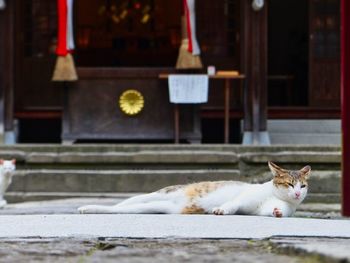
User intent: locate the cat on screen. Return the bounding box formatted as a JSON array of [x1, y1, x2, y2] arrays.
[[0, 159, 16, 208], [78, 161, 311, 217]]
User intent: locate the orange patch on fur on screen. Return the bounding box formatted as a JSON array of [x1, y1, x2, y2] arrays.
[[181, 204, 205, 214], [181, 182, 227, 214], [184, 182, 224, 199], [273, 175, 291, 188]]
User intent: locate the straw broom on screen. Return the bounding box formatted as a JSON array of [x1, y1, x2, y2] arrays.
[[176, 0, 203, 70], [52, 0, 78, 81], [52, 53, 77, 81]]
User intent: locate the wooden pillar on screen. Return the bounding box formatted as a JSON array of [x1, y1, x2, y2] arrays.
[[341, 0, 350, 216], [0, 5, 6, 142], [0, 0, 15, 144], [241, 0, 270, 145]]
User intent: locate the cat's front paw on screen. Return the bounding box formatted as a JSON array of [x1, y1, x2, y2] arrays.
[[78, 205, 96, 214], [273, 207, 283, 218], [212, 207, 227, 215], [0, 199, 7, 208]]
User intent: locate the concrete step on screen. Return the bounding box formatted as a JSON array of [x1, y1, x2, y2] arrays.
[[4, 192, 136, 204], [0, 145, 342, 204], [0, 144, 341, 153], [267, 120, 341, 145], [25, 150, 239, 163], [2, 147, 341, 172], [6, 169, 340, 203], [9, 169, 241, 193], [268, 120, 340, 133]]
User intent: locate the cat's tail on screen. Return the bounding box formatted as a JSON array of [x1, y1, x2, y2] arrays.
[[78, 205, 117, 214], [0, 199, 7, 208], [115, 192, 167, 207]]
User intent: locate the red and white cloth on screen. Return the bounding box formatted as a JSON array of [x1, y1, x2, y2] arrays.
[[184, 0, 200, 55], [56, 0, 75, 56]]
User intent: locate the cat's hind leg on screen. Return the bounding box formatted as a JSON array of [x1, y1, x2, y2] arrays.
[[77, 192, 169, 213], [115, 192, 167, 207], [78, 205, 118, 214], [0, 199, 7, 208], [78, 201, 181, 214]]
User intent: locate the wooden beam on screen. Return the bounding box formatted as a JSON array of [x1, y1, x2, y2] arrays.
[[0, 0, 14, 134], [0, 6, 5, 139], [341, 0, 350, 216], [241, 0, 268, 144]]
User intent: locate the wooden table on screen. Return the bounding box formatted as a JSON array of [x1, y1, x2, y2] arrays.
[[159, 73, 246, 143]]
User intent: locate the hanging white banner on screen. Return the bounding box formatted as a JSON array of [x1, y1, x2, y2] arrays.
[[185, 0, 200, 55], [66, 0, 75, 50]]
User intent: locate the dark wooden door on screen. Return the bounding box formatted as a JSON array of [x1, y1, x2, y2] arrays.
[[309, 0, 340, 107], [15, 0, 62, 112]]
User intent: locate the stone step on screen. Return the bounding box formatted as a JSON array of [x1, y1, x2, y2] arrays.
[[0, 145, 340, 168], [268, 120, 341, 133], [7, 169, 340, 198], [4, 192, 137, 204], [0, 145, 341, 204], [9, 169, 241, 193], [267, 120, 341, 145], [0, 144, 341, 153], [1, 148, 341, 174], [0, 145, 341, 167]]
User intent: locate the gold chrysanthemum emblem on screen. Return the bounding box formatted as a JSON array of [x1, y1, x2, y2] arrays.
[[119, 89, 144, 116]]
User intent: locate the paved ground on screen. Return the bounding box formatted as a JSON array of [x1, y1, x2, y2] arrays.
[[0, 198, 348, 262], [0, 238, 312, 263], [0, 213, 350, 239], [0, 197, 343, 218]]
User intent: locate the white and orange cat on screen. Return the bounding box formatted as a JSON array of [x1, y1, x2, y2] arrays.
[[78, 162, 310, 217], [0, 159, 16, 208]]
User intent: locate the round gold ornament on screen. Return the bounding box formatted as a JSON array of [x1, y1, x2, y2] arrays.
[[119, 89, 144, 116]]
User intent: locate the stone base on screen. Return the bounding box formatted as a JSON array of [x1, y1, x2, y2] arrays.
[[242, 131, 271, 145]]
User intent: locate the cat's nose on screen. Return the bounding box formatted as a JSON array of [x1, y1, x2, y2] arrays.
[[295, 191, 301, 198]]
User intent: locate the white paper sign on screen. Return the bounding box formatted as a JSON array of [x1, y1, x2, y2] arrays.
[[168, 75, 209, 104]]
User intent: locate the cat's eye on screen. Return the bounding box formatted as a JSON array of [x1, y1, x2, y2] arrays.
[[288, 183, 294, 188], [301, 184, 307, 188]]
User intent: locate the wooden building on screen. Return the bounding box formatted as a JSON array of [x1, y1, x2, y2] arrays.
[[0, 0, 341, 144]]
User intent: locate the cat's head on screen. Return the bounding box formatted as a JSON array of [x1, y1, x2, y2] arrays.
[[268, 161, 311, 204], [0, 159, 16, 175]]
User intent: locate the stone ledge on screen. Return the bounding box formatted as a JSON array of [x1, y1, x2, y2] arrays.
[[0, 151, 26, 161], [9, 169, 241, 193], [240, 151, 341, 163], [26, 151, 239, 164], [0, 144, 342, 153], [305, 193, 340, 204]]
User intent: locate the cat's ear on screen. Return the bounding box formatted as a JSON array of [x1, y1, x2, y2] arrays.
[[268, 161, 286, 177], [0, 159, 3, 165], [11, 159, 16, 165], [300, 165, 311, 179]]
